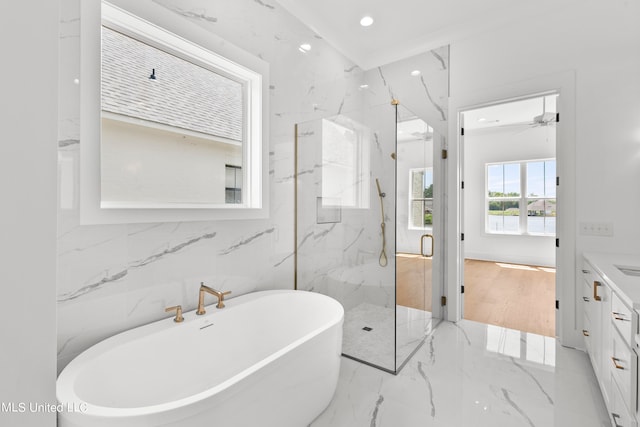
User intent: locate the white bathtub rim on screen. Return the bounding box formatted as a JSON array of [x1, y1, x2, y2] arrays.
[[57, 290, 344, 419]]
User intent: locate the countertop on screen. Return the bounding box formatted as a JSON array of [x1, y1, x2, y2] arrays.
[[584, 252, 640, 309]]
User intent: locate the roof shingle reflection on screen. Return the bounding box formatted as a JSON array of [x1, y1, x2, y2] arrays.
[[101, 27, 243, 142]]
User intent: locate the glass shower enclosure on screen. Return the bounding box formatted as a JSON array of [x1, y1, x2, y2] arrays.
[[295, 99, 443, 373]]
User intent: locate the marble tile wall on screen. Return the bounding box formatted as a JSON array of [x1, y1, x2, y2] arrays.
[[56, 0, 364, 371]]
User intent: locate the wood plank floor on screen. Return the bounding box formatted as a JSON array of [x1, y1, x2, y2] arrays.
[[463, 259, 556, 337], [395, 256, 555, 337], [396, 253, 432, 311]]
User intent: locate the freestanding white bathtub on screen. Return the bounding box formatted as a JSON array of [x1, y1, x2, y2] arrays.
[[57, 290, 344, 427]]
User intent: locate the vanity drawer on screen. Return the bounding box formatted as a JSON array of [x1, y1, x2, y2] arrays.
[[583, 279, 593, 322], [612, 292, 636, 347], [583, 311, 592, 353], [610, 327, 637, 414], [610, 376, 637, 427], [581, 262, 595, 287]]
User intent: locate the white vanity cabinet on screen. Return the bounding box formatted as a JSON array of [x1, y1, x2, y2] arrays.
[[582, 259, 613, 406], [583, 254, 640, 427]]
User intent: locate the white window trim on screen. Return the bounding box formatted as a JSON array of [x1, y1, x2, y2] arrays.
[[485, 158, 556, 236], [80, 1, 269, 223]]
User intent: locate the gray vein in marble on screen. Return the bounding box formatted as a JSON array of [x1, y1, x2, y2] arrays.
[[314, 224, 337, 239], [344, 65, 358, 73], [501, 388, 535, 427], [377, 67, 388, 87], [133, 232, 217, 267], [155, 3, 218, 23], [254, 0, 276, 10], [427, 334, 435, 365], [279, 163, 321, 183], [417, 361, 436, 417], [453, 322, 471, 346], [337, 98, 345, 115], [370, 395, 384, 427], [509, 356, 553, 405], [377, 67, 395, 99], [57, 336, 75, 357], [127, 296, 146, 317], [58, 234, 123, 257], [58, 139, 79, 148], [127, 223, 164, 237], [58, 269, 128, 302], [373, 132, 382, 155], [431, 50, 447, 70], [307, 86, 315, 95], [273, 252, 293, 268], [297, 231, 314, 250], [343, 228, 365, 252], [220, 228, 275, 255], [419, 76, 446, 121]]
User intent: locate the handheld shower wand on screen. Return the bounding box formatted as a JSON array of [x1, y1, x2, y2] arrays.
[[375, 178, 388, 267]]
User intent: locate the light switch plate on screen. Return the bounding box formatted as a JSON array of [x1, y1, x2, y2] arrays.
[[579, 222, 614, 236]]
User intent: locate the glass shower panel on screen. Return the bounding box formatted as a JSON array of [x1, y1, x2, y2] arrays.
[[296, 103, 397, 372], [395, 104, 440, 368]]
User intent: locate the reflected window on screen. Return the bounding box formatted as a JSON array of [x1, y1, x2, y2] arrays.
[[409, 168, 433, 229], [225, 165, 242, 204], [321, 118, 370, 208]]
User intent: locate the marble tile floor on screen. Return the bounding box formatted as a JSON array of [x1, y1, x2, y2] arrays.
[[312, 319, 611, 427], [342, 303, 434, 371]]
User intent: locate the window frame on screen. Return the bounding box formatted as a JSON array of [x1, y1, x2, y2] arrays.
[[485, 158, 556, 236], [80, 1, 269, 224], [408, 167, 434, 231]]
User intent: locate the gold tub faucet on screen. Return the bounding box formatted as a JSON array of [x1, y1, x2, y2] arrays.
[[165, 305, 184, 323], [196, 283, 232, 315]]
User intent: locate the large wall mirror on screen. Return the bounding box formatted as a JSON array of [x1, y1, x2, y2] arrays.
[[80, 1, 269, 223]]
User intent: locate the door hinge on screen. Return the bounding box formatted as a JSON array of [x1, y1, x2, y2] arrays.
[[461, 181, 465, 189], [441, 296, 447, 306], [555, 238, 559, 248], [461, 233, 465, 241], [461, 285, 465, 294], [461, 127, 465, 136], [442, 149, 448, 159], [556, 112, 560, 123], [556, 176, 560, 186], [555, 300, 559, 310]]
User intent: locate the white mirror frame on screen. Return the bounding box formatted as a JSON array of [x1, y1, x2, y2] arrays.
[[80, 0, 269, 224]]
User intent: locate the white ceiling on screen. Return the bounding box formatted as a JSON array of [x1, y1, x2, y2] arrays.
[[274, 0, 575, 70]]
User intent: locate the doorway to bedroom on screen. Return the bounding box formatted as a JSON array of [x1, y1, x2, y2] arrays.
[[460, 94, 558, 337]]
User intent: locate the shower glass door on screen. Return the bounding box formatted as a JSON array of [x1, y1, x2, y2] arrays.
[[295, 102, 397, 372], [395, 104, 444, 368]]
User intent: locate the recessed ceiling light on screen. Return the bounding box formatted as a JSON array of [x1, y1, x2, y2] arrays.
[[359, 84, 369, 89], [299, 43, 311, 51], [478, 118, 487, 122], [410, 70, 421, 77], [360, 16, 374, 27]]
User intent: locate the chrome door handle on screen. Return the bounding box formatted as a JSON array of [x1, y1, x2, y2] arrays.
[[420, 234, 434, 258]]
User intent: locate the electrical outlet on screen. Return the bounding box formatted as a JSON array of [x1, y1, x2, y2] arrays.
[[579, 222, 614, 237]]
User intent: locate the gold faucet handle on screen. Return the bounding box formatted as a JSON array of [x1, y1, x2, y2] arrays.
[[165, 305, 184, 323], [216, 290, 232, 309]]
